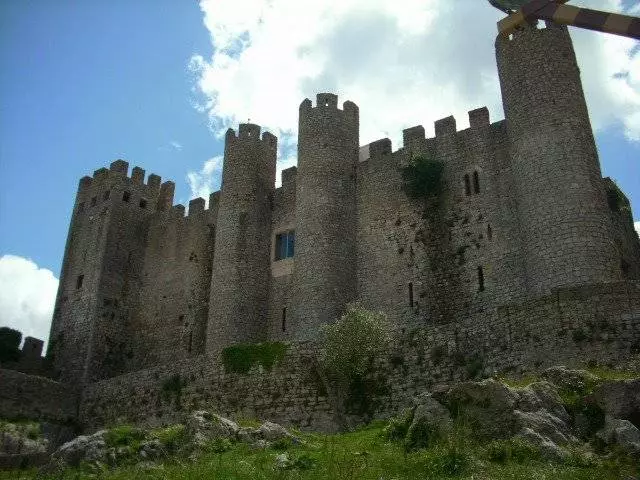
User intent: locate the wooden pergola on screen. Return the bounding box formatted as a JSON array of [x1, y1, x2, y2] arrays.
[[496, 0, 640, 40]]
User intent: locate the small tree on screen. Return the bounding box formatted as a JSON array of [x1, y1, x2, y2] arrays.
[[402, 155, 444, 199], [320, 304, 392, 418], [321, 303, 391, 380], [0, 327, 22, 363]]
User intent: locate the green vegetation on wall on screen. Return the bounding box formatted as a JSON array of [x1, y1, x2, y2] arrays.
[[401, 154, 444, 199], [221, 342, 288, 374]]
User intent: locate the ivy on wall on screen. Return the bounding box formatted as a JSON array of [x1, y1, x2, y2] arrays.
[[401, 155, 444, 199], [221, 342, 288, 374]]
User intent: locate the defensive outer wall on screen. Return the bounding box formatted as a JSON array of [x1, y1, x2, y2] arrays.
[[2, 23, 640, 433]]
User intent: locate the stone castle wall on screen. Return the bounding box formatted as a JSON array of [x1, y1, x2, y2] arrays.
[[76, 281, 640, 431]]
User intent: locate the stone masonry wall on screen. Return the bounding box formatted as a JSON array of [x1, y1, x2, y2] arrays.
[[78, 281, 640, 431], [0, 369, 78, 424], [79, 344, 335, 432]]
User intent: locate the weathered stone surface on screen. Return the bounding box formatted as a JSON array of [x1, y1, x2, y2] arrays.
[[446, 379, 517, 438], [51, 430, 107, 467], [514, 428, 568, 462], [592, 379, 640, 425], [541, 366, 599, 392], [596, 418, 640, 457], [185, 411, 240, 446]]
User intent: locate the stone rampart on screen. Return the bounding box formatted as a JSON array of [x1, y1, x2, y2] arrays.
[[77, 281, 639, 431], [0, 369, 78, 424]]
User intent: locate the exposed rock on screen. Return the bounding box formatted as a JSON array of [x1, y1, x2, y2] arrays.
[[254, 421, 295, 442], [405, 394, 452, 449], [445, 379, 517, 438], [541, 366, 598, 392], [138, 439, 164, 460], [514, 428, 568, 462], [274, 452, 290, 470], [185, 411, 240, 446], [514, 410, 574, 445], [0, 423, 47, 456], [596, 418, 640, 457], [50, 430, 108, 467], [592, 379, 640, 426]]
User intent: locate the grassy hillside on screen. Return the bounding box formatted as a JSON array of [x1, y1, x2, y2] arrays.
[[2, 421, 636, 480]]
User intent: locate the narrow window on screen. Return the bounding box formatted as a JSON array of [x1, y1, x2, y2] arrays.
[[473, 171, 480, 194], [464, 175, 471, 196], [281, 307, 287, 332], [275, 231, 295, 260], [122, 191, 131, 202], [76, 275, 84, 289], [103, 190, 110, 200], [487, 224, 492, 241], [139, 198, 147, 209], [477, 266, 485, 292], [91, 196, 97, 206], [408, 282, 414, 308]]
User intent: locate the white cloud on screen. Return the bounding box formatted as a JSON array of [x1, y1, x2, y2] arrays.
[[190, 0, 640, 156], [170, 141, 183, 151], [186, 155, 223, 206], [635, 221, 640, 236], [0, 255, 58, 350]]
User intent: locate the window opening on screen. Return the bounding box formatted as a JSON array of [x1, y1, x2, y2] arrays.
[[91, 196, 97, 207], [487, 224, 492, 241], [275, 230, 295, 260], [122, 191, 131, 202], [409, 282, 414, 308], [139, 198, 147, 209], [473, 171, 480, 194], [282, 307, 287, 332], [103, 190, 110, 200], [477, 266, 485, 292], [464, 175, 471, 196], [76, 275, 84, 289]]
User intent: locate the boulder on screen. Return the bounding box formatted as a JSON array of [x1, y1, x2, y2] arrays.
[[514, 428, 568, 462], [592, 379, 640, 426], [596, 418, 640, 457], [185, 411, 240, 446], [50, 430, 108, 467], [445, 379, 517, 438], [405, 394, 452, 450], [541, 366, 598, 392]]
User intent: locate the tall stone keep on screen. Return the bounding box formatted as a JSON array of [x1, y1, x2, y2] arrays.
[[496, 22, 620, 295], [207, 124, 277, 353], [292, 93, 359, 339]]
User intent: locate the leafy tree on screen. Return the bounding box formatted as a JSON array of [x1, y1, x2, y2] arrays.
[[0, 327, 22, 363]]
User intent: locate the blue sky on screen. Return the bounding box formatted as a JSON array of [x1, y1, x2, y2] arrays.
[[0, 0, 639, 343]]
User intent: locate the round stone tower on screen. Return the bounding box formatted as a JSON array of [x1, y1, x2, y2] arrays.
[[496, 22, 620, 295], [292, 93, 359, 339], [207, 124, 277, 353]]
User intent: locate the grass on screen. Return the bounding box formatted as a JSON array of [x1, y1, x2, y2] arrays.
[[1, 422, 636, 480], [221, 342, 288, 374]]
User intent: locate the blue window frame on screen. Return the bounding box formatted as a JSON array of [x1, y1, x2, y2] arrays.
[[275, 230, 295, 260]]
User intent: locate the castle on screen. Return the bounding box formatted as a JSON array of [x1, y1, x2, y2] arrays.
[[40, 21, 639, 394]]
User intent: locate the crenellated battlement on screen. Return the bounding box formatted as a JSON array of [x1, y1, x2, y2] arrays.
[[299, 93, 359, 123], [225, 124, 277, 150]]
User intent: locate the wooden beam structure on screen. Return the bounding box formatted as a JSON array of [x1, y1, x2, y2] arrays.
[[498, 0, 640, 40]]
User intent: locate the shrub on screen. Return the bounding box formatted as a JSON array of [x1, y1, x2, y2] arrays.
[[382, 409, 414, 442], [150, 424, 187, 454], [105, 425, 146, 451], [206, 437, 233, 453], [320, 303, 391, 380], [221, 342, 288, 374], [402, 155, 444, 199], [0, 327, 22, 363]]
